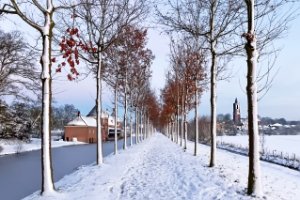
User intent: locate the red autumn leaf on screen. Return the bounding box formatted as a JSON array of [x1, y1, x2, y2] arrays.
[[67, 74, 73, 81]]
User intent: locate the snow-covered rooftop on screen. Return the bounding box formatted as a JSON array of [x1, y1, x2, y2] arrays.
[[87, 107, 122, 122], [67, 116, 96, 127], [67, 115, 119, 127], [271, 123, 283, 127]]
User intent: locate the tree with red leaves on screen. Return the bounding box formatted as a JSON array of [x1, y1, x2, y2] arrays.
[[160, 37, 206, 155], [104, 25, 154, 152], [60, 0, 147, 163]]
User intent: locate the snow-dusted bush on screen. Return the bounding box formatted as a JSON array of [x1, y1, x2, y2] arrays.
[[0, 102, 32, 140]]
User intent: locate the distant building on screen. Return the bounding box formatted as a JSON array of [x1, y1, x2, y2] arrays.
[[64, 107, 122, 143], [233, 98, 241, 124]]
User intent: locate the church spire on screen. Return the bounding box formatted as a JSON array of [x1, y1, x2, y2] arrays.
[[233, 98, 241, 123]]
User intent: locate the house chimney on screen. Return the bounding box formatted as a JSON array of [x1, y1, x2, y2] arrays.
[[77, 111, 81, 117]]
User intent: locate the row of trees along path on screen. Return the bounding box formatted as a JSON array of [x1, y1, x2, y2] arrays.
[[156, 0, 298, 197], [0, 0, 160, 196], [1, 0, 299, 198]]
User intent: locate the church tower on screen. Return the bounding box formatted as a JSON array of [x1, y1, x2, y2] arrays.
[[233, 98, 241, 123]]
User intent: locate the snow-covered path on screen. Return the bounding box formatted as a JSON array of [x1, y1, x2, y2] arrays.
[[24, 133, 300, 200], [118, 135, 246, 200]]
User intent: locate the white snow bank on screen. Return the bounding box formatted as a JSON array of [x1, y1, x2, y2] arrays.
[[0, 138, 85, 156], [24, 133, 300, 200]]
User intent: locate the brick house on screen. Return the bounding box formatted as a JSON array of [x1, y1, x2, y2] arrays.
[[64, 107, 122, 143]]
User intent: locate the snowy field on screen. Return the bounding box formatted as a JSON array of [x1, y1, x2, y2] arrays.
[[0, 138, 84, 156], [217, 135, 300, 157], [24, 133, 300, 200]]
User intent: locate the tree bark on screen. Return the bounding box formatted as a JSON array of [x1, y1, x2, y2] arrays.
[[114, 83, 118, 155], [180, 93, 184, 147], [209, 0, 217, 167], [40, 13, 55, 193], [184, 119, 187, 151], [130, 109, 133, 146], [209, 40, 217, 167], [244, 0, 262, 196], [135, 107, 139, 143], [140, 109, 143, 141], [96, 50, 103, 165], [123, 70, 128, 150], [194, 84, 199, 156]]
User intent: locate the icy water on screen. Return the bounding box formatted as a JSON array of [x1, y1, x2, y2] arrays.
[[0, 138, 133, 200]]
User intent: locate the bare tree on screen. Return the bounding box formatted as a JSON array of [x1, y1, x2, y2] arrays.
[[242, 0, 262, 195], [242, 0, 299, 196], [156, 0, 244, 166], [0, 30, 39, 99], [0, 0, 73, 194], [103, 43, 122, 154], [0, 0, 89, 194]]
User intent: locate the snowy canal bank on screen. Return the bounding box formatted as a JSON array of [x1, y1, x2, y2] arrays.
[[24, 133, 300, 200], [217, 135, 300, 170], [0, 139, 131, 200], [0, 138, 84, 156]]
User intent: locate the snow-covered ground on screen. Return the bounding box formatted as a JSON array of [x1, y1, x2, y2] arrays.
[[0, 138, 84, 156], [24, 133, 300, 200], [217, 135, 300, 156]]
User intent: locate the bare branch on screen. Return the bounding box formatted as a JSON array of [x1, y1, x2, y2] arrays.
[[8, 0, 42, 31]]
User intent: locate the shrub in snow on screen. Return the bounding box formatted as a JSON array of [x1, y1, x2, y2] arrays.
[[0, 145, 3, 153], [0, 102, 32, 140]]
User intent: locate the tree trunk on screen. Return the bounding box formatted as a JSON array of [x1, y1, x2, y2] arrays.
[[96, 50, 103, 165], [245, 0, 262, 196], [130, 109, 133, 146], [173, 118, 175, 142], [148, 118, 150, 138], [184, 118, 187, 151], [209, 43, 217, 167], [147, 116, 149, 138], [167, 123, 170, 138], [194, 85, 199, 156], [209, 1, 217, 168], [180, 94, 184, 147], [176, 114, 180, 144], [145, 115, 148, 139], [183, 112, 187, 151], [114, 83, 118, 155], [143, 113, 146, 139], [140, 110, 143, 141], [135, 107, 139, 143], [123, 71, 128, 150], [40, 15, 55, 193]]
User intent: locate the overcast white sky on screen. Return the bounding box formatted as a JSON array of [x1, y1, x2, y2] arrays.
[[1, 5, 300, 121]]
